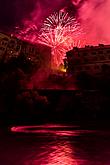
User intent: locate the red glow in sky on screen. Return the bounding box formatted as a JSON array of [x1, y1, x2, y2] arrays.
[[13, 0, 110, 70], [78, 0, 110, 45], [16, 11, 85, 69]]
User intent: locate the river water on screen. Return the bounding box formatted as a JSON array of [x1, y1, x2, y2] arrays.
[[0, 124, 110, 165]]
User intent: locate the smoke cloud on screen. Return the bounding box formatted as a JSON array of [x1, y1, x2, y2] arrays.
[[78, 0, 110, 45], [71, 0, 82, 6]]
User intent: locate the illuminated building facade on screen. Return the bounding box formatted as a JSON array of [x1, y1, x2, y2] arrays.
[[0, 33, 21, 62], [66, 44, 110, 76], [0, 32, 51, 69]]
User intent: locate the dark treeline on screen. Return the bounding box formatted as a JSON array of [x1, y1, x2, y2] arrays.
[[0, 55, 110, 128]]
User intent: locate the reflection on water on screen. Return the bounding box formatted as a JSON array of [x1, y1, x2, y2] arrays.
[[11, 125, 88, 165], [11, 125, 83, 164], [11, 125, 93, 136], [27, 140, 85, 165], [3, 124, 110, 165]]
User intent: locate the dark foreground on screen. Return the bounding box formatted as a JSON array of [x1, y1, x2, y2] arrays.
[[0, 89, 110, 165], [1, 89, 110, 127], [0, 124, 110, 165]]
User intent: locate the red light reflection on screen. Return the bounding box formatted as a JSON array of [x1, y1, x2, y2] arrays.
[[10, 125, 93, 165], [11, 125, 93, 136], [43, 141, 79, 165], [24, 140, 85, 165]]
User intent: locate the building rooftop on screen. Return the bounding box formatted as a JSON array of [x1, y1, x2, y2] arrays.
[[72, 44, 110, 51]]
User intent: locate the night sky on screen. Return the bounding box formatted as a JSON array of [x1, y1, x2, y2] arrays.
[[0, 0, 36, 30], [0, 0, 77, 32]]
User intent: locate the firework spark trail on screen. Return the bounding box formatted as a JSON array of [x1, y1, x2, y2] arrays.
[[42, 11, 76, 30], [14, 10, 85, 69], [15, 20, 38, 43], [38, 11, 85, 68]]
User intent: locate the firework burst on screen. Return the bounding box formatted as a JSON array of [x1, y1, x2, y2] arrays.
[[42, 10, 77, 31], [38, 11, 85, 69], [14, 11, 85, 69]]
